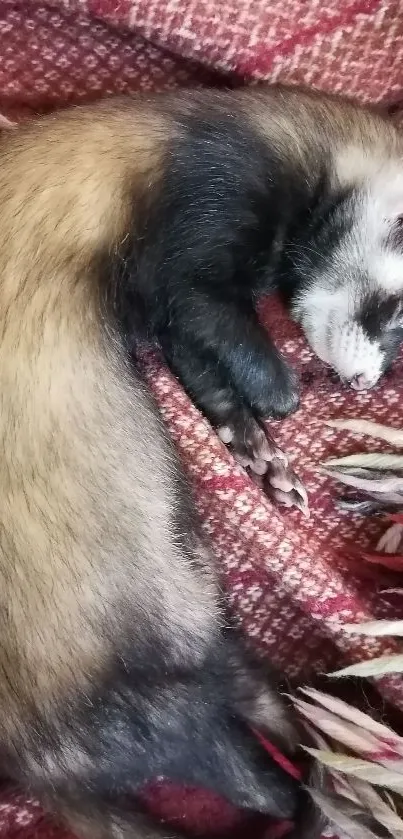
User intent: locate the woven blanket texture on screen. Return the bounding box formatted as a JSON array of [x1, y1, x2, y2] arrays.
[[0, 2, 403, 837]]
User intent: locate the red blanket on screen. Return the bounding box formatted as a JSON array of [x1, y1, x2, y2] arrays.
[[0, 2, 403, 837]]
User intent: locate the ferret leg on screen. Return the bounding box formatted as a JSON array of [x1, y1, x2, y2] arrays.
[[42, 682, 299, 830], [161, 292, 299, 421]]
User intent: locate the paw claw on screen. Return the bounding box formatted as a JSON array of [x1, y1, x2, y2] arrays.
[[292, 489, 310, 517], [267, 461, 295, 493], [265, 463, 309, 515]]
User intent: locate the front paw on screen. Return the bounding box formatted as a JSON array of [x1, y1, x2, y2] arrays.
[[218, 411, 308, 515]]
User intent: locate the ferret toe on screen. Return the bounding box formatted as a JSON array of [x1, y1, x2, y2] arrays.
[[265, 464, 309, 516]]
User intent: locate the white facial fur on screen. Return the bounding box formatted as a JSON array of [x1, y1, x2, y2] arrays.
[[293, 288, 387, 389], [292, 162, 403, 389]]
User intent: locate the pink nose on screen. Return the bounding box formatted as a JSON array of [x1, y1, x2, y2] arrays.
[[350, 374, 372, 391]]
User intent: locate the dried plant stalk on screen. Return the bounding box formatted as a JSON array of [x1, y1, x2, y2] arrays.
[[343, 621, 403, 638], [325, 420, 403, 447], [324, 454, 403, 470], [298, 422, 403, 837]]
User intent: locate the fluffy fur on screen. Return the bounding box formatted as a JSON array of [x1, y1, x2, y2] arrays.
[[0, 101, 303, 838], [0, 85, 402, 837]]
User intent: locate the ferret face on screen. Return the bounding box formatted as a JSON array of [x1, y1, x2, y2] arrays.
[[292, 171, 403, 390]]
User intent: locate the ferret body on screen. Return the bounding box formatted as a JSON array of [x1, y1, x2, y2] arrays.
[[0, 96, 305, 839], [0, 85, 400, 836]]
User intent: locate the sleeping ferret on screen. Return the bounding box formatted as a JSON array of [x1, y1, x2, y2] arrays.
[[0, 93, 319, 839], [0, 85, 399, 837]]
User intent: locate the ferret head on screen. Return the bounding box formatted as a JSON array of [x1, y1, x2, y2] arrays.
[[292, 167, 403, 390]]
